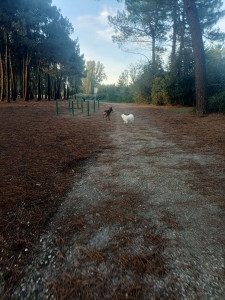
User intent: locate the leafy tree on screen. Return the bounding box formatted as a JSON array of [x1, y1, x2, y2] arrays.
[[66, 42, 85, 98], [83, 61, 107, 94], [109, 0, 170, 65], [113, 0, 225, 113], [131, 60, 164, 104], [205, 45, 225, 97], [151, 77, 168, 105], [129, 65, 139, 84], [118, 69, 129, 86], [196, 0, 225, 41], [97, 83, 134, 103]]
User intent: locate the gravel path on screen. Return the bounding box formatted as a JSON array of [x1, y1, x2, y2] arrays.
[[12, 104, 225, 299]]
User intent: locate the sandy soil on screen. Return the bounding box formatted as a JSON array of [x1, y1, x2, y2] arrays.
[[1, 101, 225, 299]]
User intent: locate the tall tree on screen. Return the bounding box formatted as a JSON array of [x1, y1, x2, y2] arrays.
[[118, 69, 129, 86], [83, 61, 107, 94], [0, 0, 85, 101], [196, 0, 225, 41], [114, 0, 225, 112], [183, 0, 208, 114], [109, 0, 170, 65], [5, 33, 10, 102], [0, 50, 4, 101]]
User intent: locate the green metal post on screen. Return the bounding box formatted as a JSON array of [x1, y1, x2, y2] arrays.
[[69, 99, 71, 112], [56, 100, 59, 116], [81, 98, 83, 112], [72, 100, 74, 116], [98, 99, 99, 110], [94, 99, 95, 112]]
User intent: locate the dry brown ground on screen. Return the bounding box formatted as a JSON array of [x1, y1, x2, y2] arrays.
[[0, 99, 113, 297], [0, 99, 224, 298]]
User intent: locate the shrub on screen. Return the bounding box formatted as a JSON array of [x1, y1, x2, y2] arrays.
[[134, 93, 151, 104], [209, 91, 225, 113], [151, 77, 168, 105]]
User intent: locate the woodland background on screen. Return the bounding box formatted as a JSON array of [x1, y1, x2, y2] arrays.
[[1, 0, 225, 113]]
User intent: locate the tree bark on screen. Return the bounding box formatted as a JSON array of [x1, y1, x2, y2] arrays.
[[152, 35, 156, 67], [5, 33, 10, 103], [179, 9, 185, 55], [47, 65, 51, 100], [37, 60, 41, 101], [183, 0, 209, 114], [171, 0, 178, 67], [9, 49, 16, 101], [56, 71, 62, 99], [66, 85, 69, 99], [48, 73, 51, 100], [24, 51, 31, 101], [63, 83, 66, 99], [23, 55, 25, 99], [54, 78, 57, 100], [0, 51, 4, 101]]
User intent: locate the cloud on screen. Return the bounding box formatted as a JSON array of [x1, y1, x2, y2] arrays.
[[96, 27, 114, 42], [75, 6, 118, 42], [97, 9, 109, 25], [97, 6, 117, 25], [75, 14, 96, 29]]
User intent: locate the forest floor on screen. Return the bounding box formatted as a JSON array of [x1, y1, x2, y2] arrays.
[[0, 100, 225, 299]]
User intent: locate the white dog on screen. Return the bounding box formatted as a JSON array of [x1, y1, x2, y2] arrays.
[[121, 113, 134, 124]]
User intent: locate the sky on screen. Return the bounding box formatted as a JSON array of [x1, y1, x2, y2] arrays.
[[51, 0, 150, 84], [51, 0, 225, 85]]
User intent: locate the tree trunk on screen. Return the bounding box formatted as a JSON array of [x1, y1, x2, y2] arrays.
[[171, 0, 178, 67], [23, 55, 25, 99], [54, 78, 57, 100], [179, 10, 185, 54], [178, 9, 186, 78], [24, 52, 30, 101], [152, 35, 156, 67], [5, 34, 10, 103], [9, 50, 16, 101], [63, 83, 66, 99], [183, 0, 209, 114], [37, 60, 41, 101], [0, 51, 4, 101], [47, 65, 51, 100], [56, 71, 62, 99], [48, 73, 51, 100], [66, 85, 69, 99]]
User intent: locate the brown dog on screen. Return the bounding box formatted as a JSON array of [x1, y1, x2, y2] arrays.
[[103, 106, 113, 120]]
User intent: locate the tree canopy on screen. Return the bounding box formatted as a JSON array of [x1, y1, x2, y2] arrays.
[[82, 60, 107, 94], [0, 0, 85, 102], [109, 0, 225, 113]]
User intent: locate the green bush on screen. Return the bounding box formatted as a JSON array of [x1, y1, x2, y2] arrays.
[[96, 85, 135, 103], [76, 93, 95, 101], [209, 91, 225, 113], [151, 77, 168, 105], [134, 93, 151, 104]]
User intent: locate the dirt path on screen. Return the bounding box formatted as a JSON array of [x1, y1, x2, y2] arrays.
[[12, 104, 225, 299]]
